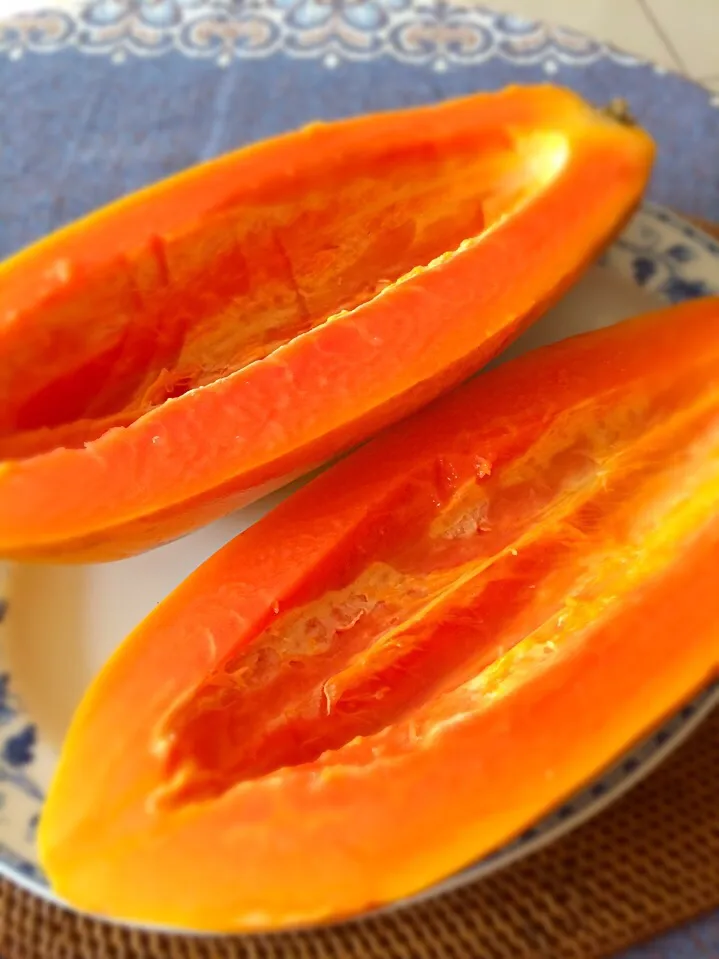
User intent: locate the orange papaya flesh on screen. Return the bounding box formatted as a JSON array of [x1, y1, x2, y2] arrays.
[[39, 296, 719, 932], [0, 85, 653, 561]]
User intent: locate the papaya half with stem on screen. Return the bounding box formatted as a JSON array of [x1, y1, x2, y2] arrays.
[[40, 296, 719, 932], [0, 85, 653, 562]]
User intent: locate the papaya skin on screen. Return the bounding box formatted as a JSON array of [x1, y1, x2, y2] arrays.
[[0, 85, 653, 561], [39, 297, 719, 932]]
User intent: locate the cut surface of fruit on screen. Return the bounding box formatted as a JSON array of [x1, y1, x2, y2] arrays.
[[0, 85, 653, 561], [39, 297, 719, 932]]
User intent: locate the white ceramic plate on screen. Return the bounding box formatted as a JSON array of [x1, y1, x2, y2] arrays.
[[0, 202, 718, 924]]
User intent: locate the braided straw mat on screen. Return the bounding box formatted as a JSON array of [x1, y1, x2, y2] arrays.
[[3, 215, 719, 959]]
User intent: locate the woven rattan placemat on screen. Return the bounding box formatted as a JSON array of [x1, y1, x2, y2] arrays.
[[1, 703, 718, 959]]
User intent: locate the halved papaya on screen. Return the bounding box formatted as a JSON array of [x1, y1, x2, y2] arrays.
[[40, 296, 719, 932], [0, 85, 653, 561]]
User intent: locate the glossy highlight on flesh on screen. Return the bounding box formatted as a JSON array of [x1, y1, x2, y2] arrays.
[[0, 85, 654, 561], [39, 297, 719, 933]]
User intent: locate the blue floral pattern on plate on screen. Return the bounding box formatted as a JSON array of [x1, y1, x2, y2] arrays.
[[604, 204, 719, 303], [0, 0, 692, 70], [0, 203, 717, 913]]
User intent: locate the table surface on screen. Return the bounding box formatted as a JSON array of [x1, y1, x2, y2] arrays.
[[0, 0, 718, 956]]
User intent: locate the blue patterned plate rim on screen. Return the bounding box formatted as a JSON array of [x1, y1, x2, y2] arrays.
[[0, 0, 715, 95], [0, 202, 717, 933], [0, 0, 696, 71]]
